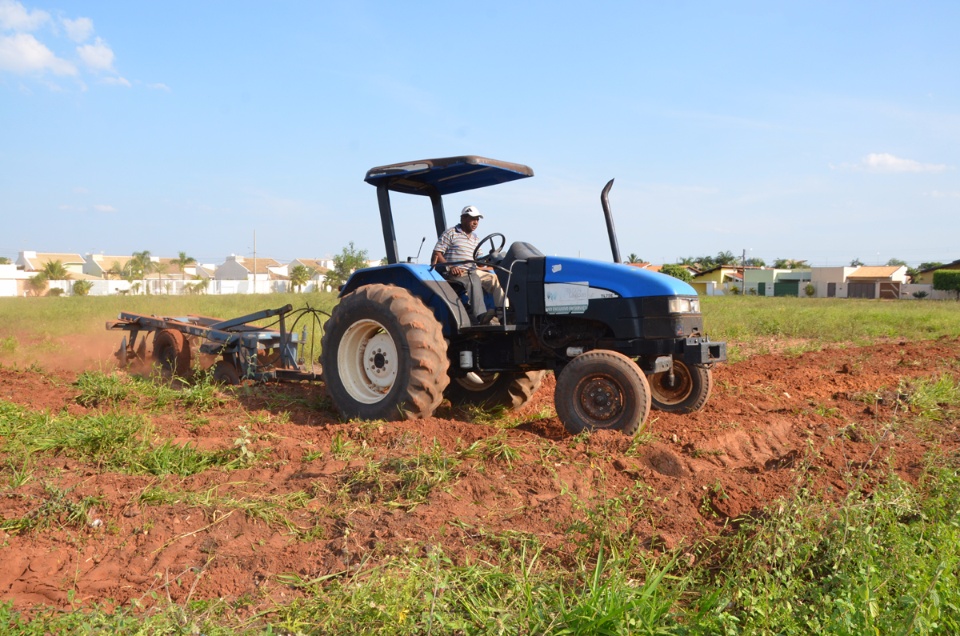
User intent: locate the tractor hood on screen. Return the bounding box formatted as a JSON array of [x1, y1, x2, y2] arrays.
[[543, 257, 697, 299]]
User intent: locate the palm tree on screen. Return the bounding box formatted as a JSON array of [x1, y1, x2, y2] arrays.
[[288, 265, 313, 293], [715, 250, 737, 266], [626, 253, 643, 264], [174, 251, 196, 281], [40, 260, 71, 281], [128, 251, 152, 279], [28, 273, 48, 296], [128, 251, 160, 294], [696, 255, 717, 270], [104, 261, 126, 280], [72, 280, 94, 296]]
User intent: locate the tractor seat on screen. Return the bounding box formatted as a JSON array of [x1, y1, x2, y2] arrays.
[[496, 241, 544, 287]]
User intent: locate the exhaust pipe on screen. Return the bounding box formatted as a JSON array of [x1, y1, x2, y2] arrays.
[[601, 179, 622, 264]]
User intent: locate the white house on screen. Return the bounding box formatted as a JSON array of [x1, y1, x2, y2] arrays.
[[810, 265, 910, 299], [16, 251, 86, 275], [0, 263, 31, 297], [214, 255, 289, 294], [288, 258, 333, 292]]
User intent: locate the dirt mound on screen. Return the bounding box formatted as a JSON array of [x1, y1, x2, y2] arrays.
[[1, 336, 959, 613]]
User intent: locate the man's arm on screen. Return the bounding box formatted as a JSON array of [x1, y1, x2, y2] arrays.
[[431, 249, 466, 276]]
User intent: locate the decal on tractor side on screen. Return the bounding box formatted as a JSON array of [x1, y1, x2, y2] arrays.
[[544, 282, 618, 314]]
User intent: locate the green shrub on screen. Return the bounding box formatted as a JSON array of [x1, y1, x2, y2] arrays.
[[933, 270, 960, 300]]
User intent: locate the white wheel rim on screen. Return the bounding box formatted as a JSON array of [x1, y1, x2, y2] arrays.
[[338, 319, 399, 404]]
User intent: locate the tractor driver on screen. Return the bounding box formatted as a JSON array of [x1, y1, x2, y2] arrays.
[[431, 205, 505, 325]]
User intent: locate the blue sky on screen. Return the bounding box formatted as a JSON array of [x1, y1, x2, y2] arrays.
[[2, 1, 958, 268]]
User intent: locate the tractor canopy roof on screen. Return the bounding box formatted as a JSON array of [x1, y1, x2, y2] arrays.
[[364, 156, 534, 196]]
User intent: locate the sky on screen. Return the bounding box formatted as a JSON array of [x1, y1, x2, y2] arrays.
[[1, 1, 958, 269]]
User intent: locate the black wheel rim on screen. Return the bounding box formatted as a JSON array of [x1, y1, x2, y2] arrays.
[[576, 375, 624, 423]]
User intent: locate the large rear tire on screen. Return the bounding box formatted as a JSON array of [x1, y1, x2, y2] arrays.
[[320, 284, 449, 421], [446, 370, 545, 409], [647, 360, 712, 414], [152, 329, 192, 378], [555, 350, 650, 436]]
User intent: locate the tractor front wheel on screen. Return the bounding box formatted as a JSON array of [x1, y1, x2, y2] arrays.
[[320, 284, 449, 421], [647, 360, 712, 414], [446, 370, 545, 409], [555, 350, 650, 436]]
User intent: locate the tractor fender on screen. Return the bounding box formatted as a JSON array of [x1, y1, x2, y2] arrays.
[[340, 264, 469, 336]]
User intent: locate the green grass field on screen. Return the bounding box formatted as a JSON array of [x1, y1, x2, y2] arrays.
[[0, 293, 957, 363]]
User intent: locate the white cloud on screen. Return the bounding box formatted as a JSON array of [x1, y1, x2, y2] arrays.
[[0, 32, 75, 75], [61, 16, 93, 42], [0, 4, 146, 91], [93, 204, 116, 213], [0, 0, 49, 31], [926, 190, 960, 199], [862, 153, 947, 173], [833, 153, 949, 173], [147, 82, 171, 92], [101, 75, 130, 87], [76, 36, 114, 71]]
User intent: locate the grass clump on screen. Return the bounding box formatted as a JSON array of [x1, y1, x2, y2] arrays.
[[688, 458, 960, 634], [0, 400, 253, 477], [460, 430, 522, 468], [272, 545, 682, 635], [138, 483, 312, 534], [74, 369, 226, 412], [904, 374, 960, 423], [339, 440, 461, 509], [0, 483, 101, 535]]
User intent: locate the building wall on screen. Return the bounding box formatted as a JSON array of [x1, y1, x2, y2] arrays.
[[215, 258, 251, 280], [689, 281, 720, 296]]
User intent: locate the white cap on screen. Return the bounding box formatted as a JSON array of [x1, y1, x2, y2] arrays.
[[461, 205, 483, 219]]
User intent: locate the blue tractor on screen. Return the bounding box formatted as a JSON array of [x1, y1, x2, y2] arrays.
[[319, 156, 726, 435]]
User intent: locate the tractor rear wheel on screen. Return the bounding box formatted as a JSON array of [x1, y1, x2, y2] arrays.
[[153, 329, 192, 378], [446, 370, 545, 409], [555, 350, 650, 436], [647, 360, 712, 414], [320, 284, 449, 421]]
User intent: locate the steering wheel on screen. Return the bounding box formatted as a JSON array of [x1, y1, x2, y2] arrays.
[[473, 232, 506, 267]]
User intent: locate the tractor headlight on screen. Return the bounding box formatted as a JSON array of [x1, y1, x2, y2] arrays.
[[667, 297, 700, 314]]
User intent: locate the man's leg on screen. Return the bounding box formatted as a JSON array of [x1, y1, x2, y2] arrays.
[[477, 269, 504, 308], [447, 271, 487, 321], [464, 271, 488, 321]]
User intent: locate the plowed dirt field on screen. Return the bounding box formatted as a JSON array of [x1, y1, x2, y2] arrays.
[[2, 335, 959, 615]]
